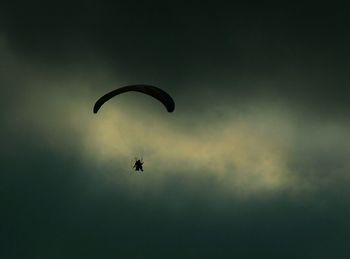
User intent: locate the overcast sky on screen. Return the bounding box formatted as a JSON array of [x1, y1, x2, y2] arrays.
[[1, 2, 350, 258]]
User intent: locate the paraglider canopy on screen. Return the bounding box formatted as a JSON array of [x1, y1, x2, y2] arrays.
[[93, 84, 175, 113]]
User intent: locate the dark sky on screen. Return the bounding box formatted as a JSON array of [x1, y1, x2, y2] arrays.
[[2, 2, 350, 258]]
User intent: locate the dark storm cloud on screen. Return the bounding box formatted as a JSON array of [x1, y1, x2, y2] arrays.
[[2, 2, 350, 258], [2, 132, 350, 258], [1, 1, 349, 117], [3, 58, 350, 258]]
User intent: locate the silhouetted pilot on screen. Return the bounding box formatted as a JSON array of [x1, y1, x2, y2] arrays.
[[133, 159, 144, 172]]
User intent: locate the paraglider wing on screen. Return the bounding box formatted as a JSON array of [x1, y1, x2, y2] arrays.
[[93, 85, 175, 113]]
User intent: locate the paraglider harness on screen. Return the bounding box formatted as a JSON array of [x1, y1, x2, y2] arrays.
[[133, 157, 144, 172]]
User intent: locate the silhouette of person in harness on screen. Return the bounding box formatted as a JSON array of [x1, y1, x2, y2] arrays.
[[133, 159, 144, 172]]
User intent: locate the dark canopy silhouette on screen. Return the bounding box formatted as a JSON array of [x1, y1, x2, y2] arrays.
[[93, 85, 175, 113]]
